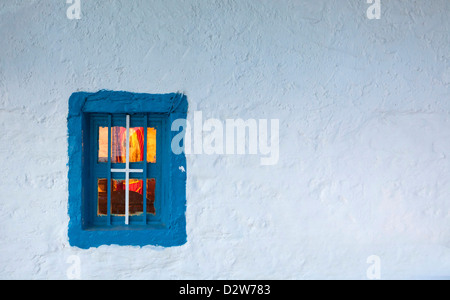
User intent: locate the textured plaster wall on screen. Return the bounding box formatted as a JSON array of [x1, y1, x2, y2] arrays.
[[0, 0, 449, 279]]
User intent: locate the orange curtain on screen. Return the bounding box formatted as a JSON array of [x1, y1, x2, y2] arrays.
[[113, 179, 143, 195], [112, 127, 145, 163]]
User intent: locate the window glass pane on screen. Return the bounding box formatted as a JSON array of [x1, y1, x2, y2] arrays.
[[111, 179, 126, 216], [98, 180, 155, 217], [111, 127, 126, 163], [111, 126, 156, 163], [147, 178, 156, 215], [111, 179, 145, 216], [130, 127, 144, 163], [147, 128, 157, 163], [97, 179, 108, 216], [111, 127, 147, 163], [129, 179, 144, 216], [98, 127, 108, 163]]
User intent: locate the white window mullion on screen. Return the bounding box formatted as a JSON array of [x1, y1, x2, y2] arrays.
[[110, 114, 143, 226], [125, 114, 130, 225]]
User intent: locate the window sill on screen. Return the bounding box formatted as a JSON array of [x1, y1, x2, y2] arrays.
[[84, 223, 166, 231]]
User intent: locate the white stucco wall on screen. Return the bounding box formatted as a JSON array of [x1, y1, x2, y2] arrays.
[[0, 0, 449, 279]]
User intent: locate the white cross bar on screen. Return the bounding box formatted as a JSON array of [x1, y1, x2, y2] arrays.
[[111, 115, 143, 225]]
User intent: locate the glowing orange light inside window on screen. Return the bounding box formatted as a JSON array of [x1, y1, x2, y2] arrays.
[[98, 127, 109, 163], [97, 179, 156, 217], [98, 126, 157, 164], [147, 128, 157, 163]]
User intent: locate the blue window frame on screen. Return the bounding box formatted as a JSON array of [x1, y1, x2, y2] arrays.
[[67, 90, 187, 249]]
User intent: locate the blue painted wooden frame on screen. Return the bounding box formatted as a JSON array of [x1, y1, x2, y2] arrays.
[[68, 90, 187, 249]]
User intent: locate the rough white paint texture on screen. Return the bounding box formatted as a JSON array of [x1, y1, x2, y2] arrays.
[[0, 0, 449, 279]]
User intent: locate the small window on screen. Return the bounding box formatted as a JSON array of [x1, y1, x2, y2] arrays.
[[68, 91, 188, 249]]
